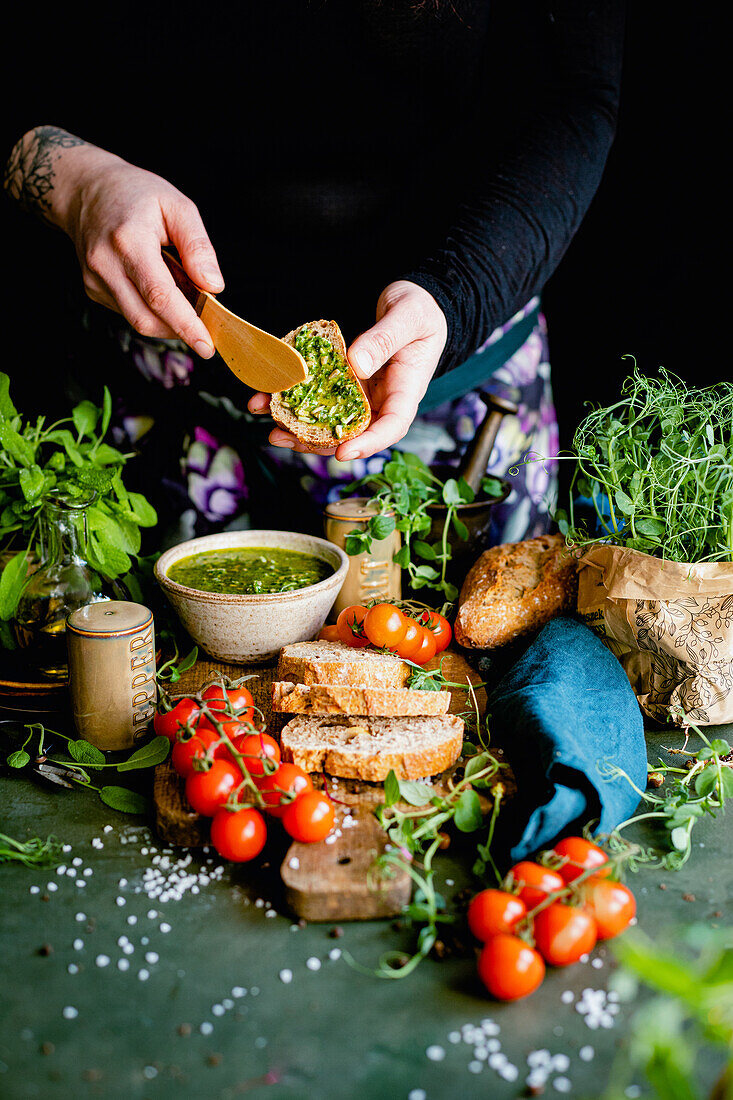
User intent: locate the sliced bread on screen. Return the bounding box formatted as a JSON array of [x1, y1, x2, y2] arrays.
[[276, 640, 411, 688], [270, 320, 371, 446], [272, 681, 451, 717], [280, 714, 464, 782]]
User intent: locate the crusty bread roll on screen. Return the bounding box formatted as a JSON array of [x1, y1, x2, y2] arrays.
[[454, 534, 578, 650], [276, 640, 411, 688], [272, 681, 451, 717], [280, 714, 464, 782], [270, 320, 371, 446]]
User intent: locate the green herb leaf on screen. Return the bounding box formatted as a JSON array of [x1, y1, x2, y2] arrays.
[[397, 779, 435, 807], [0, 552, 28, 620], [369, 514, 396, 541], [68, 740, 106, 767], [19, 465, 46, 504], [452, 514, 469, 541], [413, 540, 436, 560], [442, 478, 463, 506], [72, 400, 100, 438], [117, 736, 170, 772], [0, 373, 18, 420], [384, 770, 400, 807], [99, 786, 149, 814], [0, 422, 35, 467], [695, 767, 719, 798], [392, 546, 410, 567], [709, 738, 731, 755], [7, 749, 30, 768], [454, 788, 483, 832], [100, 387, 112, 438]]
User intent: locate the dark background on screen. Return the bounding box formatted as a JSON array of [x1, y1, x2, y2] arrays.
[[1, 7, 718, 456]]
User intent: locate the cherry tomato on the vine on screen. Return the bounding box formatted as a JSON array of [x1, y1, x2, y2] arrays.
[[230, 732, 281, 779], [477, 934, 545, 1001], [153, 697, 201, 742], [467, 890, 527, 942], [508, 862, 565, 910], [552, 836, 610, 884], [581, 879, 636, 940], [257, 762, 313, 818], [363, 603, 408, 650], [185, 759, 241, 817], [410, 625, 437, 665], [210, 807, 267, 862], [419, 610, 452, 652], [395, 617, 425, 660], [336, 605, 370, 648], [171, 727, 223, 778], [201, 682, 255, 723], [533, 902, 598, 966], [282, 790, 335, 842], [317, 624, 341, 642]]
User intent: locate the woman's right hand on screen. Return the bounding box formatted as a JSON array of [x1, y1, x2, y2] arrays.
[[41, 136, 223, 356]]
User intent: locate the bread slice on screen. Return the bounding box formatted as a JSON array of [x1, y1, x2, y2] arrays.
[[270, 320, 371, 446], [455, 534, 578, 650], [280, 714, 465, 782], [272, 681, 451, 717], [276, 640, 411, 688]]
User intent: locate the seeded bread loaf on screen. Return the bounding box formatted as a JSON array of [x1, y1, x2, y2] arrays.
[[280, 714, 464, 782], [454, 533, 578, 650], [276, 640, 411, 688], [272, 681, 451, 717], [270, 320, 371, 447]]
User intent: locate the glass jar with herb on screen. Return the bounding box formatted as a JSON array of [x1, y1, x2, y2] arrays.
[[14, 491, 109, 679]]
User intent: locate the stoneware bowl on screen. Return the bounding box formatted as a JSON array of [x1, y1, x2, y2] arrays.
[[154, 530, 348, 664]]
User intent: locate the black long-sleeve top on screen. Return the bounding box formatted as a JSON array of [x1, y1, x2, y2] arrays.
[[4, 0, 624, 377]]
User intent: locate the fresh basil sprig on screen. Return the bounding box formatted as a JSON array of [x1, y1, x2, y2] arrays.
[[0, 372, 157, 632], [343, 451, 504, 604]]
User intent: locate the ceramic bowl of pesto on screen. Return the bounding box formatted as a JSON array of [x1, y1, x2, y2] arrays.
[[154, 530, 348, 664]]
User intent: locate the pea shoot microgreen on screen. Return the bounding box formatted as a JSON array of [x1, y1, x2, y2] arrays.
[[597, 720, 733, 870], [0, 831, 63, 867], [342, 451, 504, 603]]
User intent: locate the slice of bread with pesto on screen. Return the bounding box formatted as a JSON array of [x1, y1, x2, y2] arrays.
[[272, 681, 451, 717], [271, 320, 371, 446], [280, 714, 465, 782]]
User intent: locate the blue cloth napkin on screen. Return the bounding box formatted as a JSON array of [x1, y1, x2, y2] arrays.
[[486, 617, 647, 862]]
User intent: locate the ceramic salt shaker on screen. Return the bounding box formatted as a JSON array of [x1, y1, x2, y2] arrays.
[[66, 601, 156, 751]]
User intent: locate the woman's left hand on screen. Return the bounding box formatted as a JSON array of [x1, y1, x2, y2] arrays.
[[247, 280, 447, 461]]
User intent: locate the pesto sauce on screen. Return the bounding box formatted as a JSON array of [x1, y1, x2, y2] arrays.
[[281, 328, 363, 439], [168, 547, 332, 595]]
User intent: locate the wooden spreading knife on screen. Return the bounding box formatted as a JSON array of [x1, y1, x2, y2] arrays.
[[162, 249, 308, 393]]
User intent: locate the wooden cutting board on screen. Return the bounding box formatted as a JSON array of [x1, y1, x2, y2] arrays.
[[153, 649, 504, 921]]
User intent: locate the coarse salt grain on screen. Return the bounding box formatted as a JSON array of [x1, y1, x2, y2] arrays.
[[328, 948, 341, 961], [592, 958, 603, 969], [232, 987, 246, 998], [127, 916, 137, 926], [200, 1022, 213, 1035], [579, 1046, 594, 1061], [103, 825, 113, 833], [426, 1046, 445, 1062], [561, 990, 574, 1004], [46, 882, 58, 892], [29, 886, 39, 895], [145, 952, 159, 965], [73, 939, 84, 950], [68, 964, 79, 975], [56, 865, 66, 875], [212, 1005, 225, 1017], [95, 955, 110, 968], [62, 1006, 78, 1020], [118, 959, 130, 972], [408, 1091, 427, 1100], [468, 1061, 483, 1074], [306, 957, 321, 971], [554, 1077, 572, 1092], [138, 969, 150, 981], [116, 897, 126, 907], [72, 857, 82, 867], [75, 913, 86, 922], [160, 923, 171, 934], [279, 970, 293, 984]]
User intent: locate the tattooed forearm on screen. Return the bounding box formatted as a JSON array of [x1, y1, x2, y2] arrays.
[[3, 126, 88, 217]]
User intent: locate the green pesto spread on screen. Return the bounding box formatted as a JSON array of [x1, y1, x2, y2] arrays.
[[168, 547, 332, 595], [281, 328, 364, 439]]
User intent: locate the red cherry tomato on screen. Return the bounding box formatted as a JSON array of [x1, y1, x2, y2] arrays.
[[201, 682, 255, 723], [230, 732, 281, 779], [552, 836, 611, 883], [363, 603, 408, 649], [282, 790, 336, 842], [171, 727, 222, 778], [395, 618, 425, 660], [317, 624, 341, 642], [257, 762, 313, 818], [210, 807, 267, 862], [582, 879, 636, 940], [419, 610, 452, 652], [477, 934, 545, 1001], [153, 697, 201, 742], [185, 759, 241, 817], [509, 862, 565, 910], [336, 605, 370, 648], [467, 890, 527, 941], [410, 625, 438, 665], [533, 902, 598, 966]]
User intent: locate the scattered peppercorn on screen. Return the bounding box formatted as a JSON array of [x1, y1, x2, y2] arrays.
[[177, 1023, 192, 1037], [328, 926, 343, 939], [37, 943, 53, 956], [647, 772, 664, 788], [40, 1042, 54, 1056], [206, 1053, 222, 1067], [683, 893, 696, 902]]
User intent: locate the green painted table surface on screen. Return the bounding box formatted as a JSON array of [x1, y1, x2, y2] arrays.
[[1, 721, 731, 1100]]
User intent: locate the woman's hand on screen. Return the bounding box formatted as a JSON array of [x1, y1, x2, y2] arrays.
[[248, 280, 448, 460], [18, 130, 224, 356]]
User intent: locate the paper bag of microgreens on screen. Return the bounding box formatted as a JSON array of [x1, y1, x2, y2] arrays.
[[558, 364, 733, 726]]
